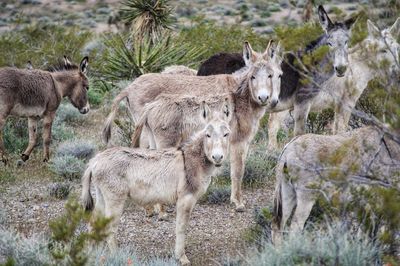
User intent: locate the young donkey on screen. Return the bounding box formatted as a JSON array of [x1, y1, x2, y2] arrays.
[[103, 41, 283, 211], [271, 126, 400, 243], [197, 6, 357, 149], [0, 56, 90, 163], [83, 116, 230, 265]]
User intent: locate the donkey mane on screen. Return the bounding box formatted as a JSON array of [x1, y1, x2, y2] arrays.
[[47, 61, 79, 72]]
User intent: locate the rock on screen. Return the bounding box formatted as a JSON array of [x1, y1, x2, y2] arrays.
[[20, 0, 41, 5], [97, 7, 111, 15]]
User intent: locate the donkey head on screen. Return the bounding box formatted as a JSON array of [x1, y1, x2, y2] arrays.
[[199, 97, 232, 124], [242, 41, 282, 109], [202, 115, 230, 167], [318, 5, 357, 77], [66, 56, 90, 114], [365, 18, 400, 73]]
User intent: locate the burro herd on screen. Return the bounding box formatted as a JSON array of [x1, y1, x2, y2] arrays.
[[0, 5, 399, 265]]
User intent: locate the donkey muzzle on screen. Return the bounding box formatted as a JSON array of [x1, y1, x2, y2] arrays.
[[79, 106, 90, 114], [335, 66, 347, 77]]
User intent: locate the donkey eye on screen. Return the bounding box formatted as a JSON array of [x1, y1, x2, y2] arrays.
[[278, 74, 282, 79], [206, 134, 211, 138], [251, 76, 256, 80], [268, 74, 272, 78], [345, 41, 348, 45], [223, 133, 229, 137], [327, 42, 332, 47]]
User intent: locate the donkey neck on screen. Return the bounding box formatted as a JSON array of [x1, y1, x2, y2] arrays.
[[181, 135, 214, 193], [50, 71, 81, 98]]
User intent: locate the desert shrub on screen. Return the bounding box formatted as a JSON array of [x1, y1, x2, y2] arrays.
[[0, 23, 94, 69], [48, 182, 71, 200], [49, 155, 85, 180], [55, 139, 96, 160], [51, 123, 75, 143], [100, 33, 204, 81], [219, 147, 277, 187], [243, 207, 273, 247], [3, 118, 28, 154], [178, 21, 268, 61], [307, 109, 334, 134], [0, 209, 6, 225], [202, 185, 231, 204], [55, 103, 85, 125], [91, 247, 178, 266], [0, 228, 51, 266], [246, 223, 381, 266]]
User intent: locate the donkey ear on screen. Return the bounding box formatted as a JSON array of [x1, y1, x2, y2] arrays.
[[367, 20, 381, 38], [389, 17, 400, 37], [201, 101, 212, 121], [344, 15, 357, 30], [26, 60, 33, 70], [80, 56, 89, 74], [263, 40, 274, 60], [272, 41, 283, 65], [318, 5, 334, 32], [63, 55, 72, 67], [222, 97, 231, 120], [243, 41, 256, 66]]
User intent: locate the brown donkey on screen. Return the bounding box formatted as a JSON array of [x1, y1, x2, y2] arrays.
[[0, 56, 90, 164]]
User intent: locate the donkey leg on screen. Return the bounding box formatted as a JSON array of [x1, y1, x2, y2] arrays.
[[230, 141, 248, 212], [0, 111, 11, 164], [290, 189, 315, 233], [175, 194, 196, 265], [333, 102, 355, 134], [104, 195, 126, 250], [21, 117, 39, 161], [42, 112, 56, 162], [293, 103, 310, 136], [267, 111, 289, 151]]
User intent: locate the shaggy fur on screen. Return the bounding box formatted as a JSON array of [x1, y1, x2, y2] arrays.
[[272, 126, 400, 243], [161, 65, 197, 75], [83, 118, 230, 265], [0, 56, 89, 163], [102, 41, 282, 210]]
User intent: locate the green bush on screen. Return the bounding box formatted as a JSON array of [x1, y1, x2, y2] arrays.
[[100, 33, 204, 81], [3, 118, 28, 154], [0, 23, 94, 69], [49, 155, 85, 180], [0, 169, 16, 184], [55, 103, 85, 125], [48, 182, 71, 200], [201, 185, 231, 204], [178, 21, 268, 61]]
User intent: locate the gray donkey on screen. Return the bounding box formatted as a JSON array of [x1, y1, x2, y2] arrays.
[[83, 116, 230, 265], [272, 126, 400, 243], [103, 41, 283, 211], [0, 56, 90, 163]]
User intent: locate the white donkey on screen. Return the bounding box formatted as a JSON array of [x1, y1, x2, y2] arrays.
[[82, 116, 230, 265], [268, 17, 400, 150]]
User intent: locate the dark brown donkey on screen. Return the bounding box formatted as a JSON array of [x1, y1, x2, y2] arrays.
[[0, 56, 90, 164]]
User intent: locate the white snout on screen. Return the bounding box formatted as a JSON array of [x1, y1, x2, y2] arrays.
[[211, 149, 225, 166], [257, 91, 270, 105], [80, 102, 90, 114]]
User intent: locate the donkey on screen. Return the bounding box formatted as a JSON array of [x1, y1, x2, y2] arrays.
[[83, 117, 230, 265], [267, 17, 400, 150], [0, 56, 90, 164], [271, 126, 400, 243], [196, 6, 357, 149], [161, 65, 197, 76], [131, 94, 232, 149], [102, 41, 283, 211]]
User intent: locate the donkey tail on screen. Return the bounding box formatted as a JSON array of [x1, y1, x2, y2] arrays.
[[131, 107, 150, 147], [81, 165, 94, 211], [102, 90, 129, 144], [272, 174, 283, 230]]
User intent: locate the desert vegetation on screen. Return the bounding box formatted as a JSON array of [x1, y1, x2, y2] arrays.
[[0, 0, 399, 265]]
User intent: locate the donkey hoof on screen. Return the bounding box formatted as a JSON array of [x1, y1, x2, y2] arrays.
[[21, 154, 29, 162], [16, 159, 25, 167], [179, 254, 190, 265], [1, 155, 9, 165], [43, 158, 49, 163], [235, 204, 246, 212]]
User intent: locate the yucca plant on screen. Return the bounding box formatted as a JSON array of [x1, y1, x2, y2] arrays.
[[101, 33, 204, 81], [120, 0, 175, 41]]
